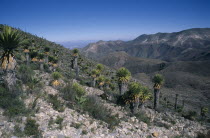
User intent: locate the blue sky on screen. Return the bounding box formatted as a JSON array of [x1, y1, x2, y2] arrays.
[[1, 0, 210, 42]]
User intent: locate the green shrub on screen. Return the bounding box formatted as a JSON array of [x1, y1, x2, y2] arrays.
[[61, 83, 86, 104], [134, 112, 151, 125], [82, 130, 88, 135], [182, 110, 197, 120], [44, 63, 51, 73], [24, 118, 40, 136], [82, 95, 120, 129], [55, 116, 64, 130], [30, 62, 39, 70], [17, 64, 35, 84], [47, 94, 65, 112], [52, 72, 62, 80], [70, 122, 82, 129], [0, 86, 27, 117], [72, 83, 85, 97], [14, 124, 24, 137]]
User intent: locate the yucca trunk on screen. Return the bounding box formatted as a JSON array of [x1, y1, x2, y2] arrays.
[[140, 102, 145, 110], [174, 94, 179, 110], [154, 89, 160, 110], [25, 53, 30, 65], [119, 82, 127, 95], [44, 55, 48, 63], [1, 55, 17, 91], [4, 70, 17, 91], [75, 67, 79, 79], [92, 78, 96, 87], [133, 98, 140, 114], [40, 62, 44, 71], [73, 56, 78, 69]]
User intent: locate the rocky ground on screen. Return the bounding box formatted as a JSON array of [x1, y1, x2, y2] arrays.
[[0, 71, 209, 138]]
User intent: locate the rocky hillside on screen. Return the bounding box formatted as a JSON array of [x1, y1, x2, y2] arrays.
[[0, 25, 209, 138], [0, 71, 209, 138]]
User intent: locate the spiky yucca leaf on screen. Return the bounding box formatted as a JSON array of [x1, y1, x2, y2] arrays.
[[153, 74, 164, 89], [116, 67, 131, 83], [0, 26, 22, 70], [72, 48, 79, 57]]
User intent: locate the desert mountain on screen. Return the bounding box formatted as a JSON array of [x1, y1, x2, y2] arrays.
[[82, 28, 210, 113], [82, 28, 210, 61]]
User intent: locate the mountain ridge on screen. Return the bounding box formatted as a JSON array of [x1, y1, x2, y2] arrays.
[[82, 28, 210, 62]]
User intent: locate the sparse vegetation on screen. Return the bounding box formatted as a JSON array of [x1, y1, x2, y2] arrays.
[[82, 95, 120, 129], [55, 116, 64, 130], [0, 86, 27, 117], [47, 94, 65, 112], [24, 118, 41, 136]]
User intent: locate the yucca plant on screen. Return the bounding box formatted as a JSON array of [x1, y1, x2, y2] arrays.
[[0, 26, 23, 90], [97, 75, 105, 90], [52, 57, 58, 68], [125, 82, 141, 114], [152, 74, 164, 110], [104, 78, 111, 89], [44, 46, 50, 63], [201, 107, 208, 117], [91, 69, 99, 87], [139, 86, 152, 109], [30, 51, 38, 62], [22, 39, 31, 65], [38, 53, 44, 71], [0, 26, 22, 70], [31, 39, 35, 47], [96, 64, 104, 75], [116, 67, 131, 95], [51, 72, 62, 87], [72, 48, 79, 69]]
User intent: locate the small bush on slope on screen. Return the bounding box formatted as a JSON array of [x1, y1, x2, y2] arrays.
[[0, 86, 27, 118], [82, 95, 120, 129], [24, 118, 41, 136], [61, 82, 86, 106], [47, 94, 65, 112], [17, 64, 35, 84]]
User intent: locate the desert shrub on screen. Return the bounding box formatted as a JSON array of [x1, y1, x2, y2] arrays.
[[27, 78, 44, 94], [48, 117, 54, 128], [0, 86, 27, 117], [47, 94, 65, 112], [197, 132, 207, 138], [24, 118, 40, 136], [82, 95, 120, 129], [55, 116, 64, 130], [61, 83, 86, 104], [17, 64, 35, 84], [134, 112, 151, 125], [44, 63, 51, 73], [155, 121, 171, 129], [30, 62, 39, 70], [14, 124, 24, 137], [70, 122, 82, 129], [82, 130, 88, 135], [182, 110, 197, 120], [52, 72, 62, 80]]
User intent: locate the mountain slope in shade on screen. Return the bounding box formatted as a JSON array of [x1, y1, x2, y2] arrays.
[[82, 28, 210, 61]]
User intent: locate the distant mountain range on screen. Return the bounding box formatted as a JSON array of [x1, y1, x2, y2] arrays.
[[82, 28, 210, 109], [82, 28, 210, 61], [56, 40, 97, 49]]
